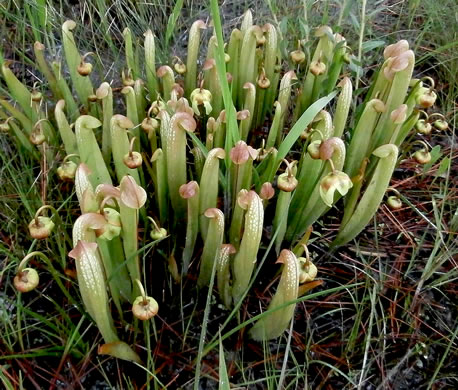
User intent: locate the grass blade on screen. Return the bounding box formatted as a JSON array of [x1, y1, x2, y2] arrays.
[[276, 91, 337, 164], [165, 0, 184, 49]]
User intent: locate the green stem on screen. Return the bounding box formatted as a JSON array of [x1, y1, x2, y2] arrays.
[[261, 23, 279, 119], [289, 138, 346, 241], [33, 41, 60, 99], [96, 82, 113, 163], [119, 204, 141, 296], [344, 99, 385, 178], [151, 149, 168, 226], [232, 191, 264, 304], [110, 115, 140, 184], [0, 99, 32, 134], [199, 148, 225, 239], [239, 83, 255, 141], [157, 65, 175, 102], [185, 20, 206, 97], [180, 181, 200, 274], [62, 20, 94, 109], [332, 77, 352, 138], [1, 62, 35, 122], [277, 71, 297, 141], [54, 100, 77, 155], [227, 29, 242, 103], [265, 101, 282, 149], [51, 61, 79, 121], [229, 189, 248, 251], [273, 190, 291, 254], [121, 86, 140, 131], [238, 26, 263, 105], [144, 30, 159, 100], [249, 250, 299, 341], [217, 244, 235, 309], [134, 80, 147, 123], [123, 27, 139, 79], [75, 115, 112, 186], [197, 208, 225, 288], [332, 144, 398, 247], [69, 240, 119, 343], [165, 112, 197, 223]]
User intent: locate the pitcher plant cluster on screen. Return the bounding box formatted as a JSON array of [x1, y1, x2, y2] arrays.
[[1, 10, 447, 361]]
